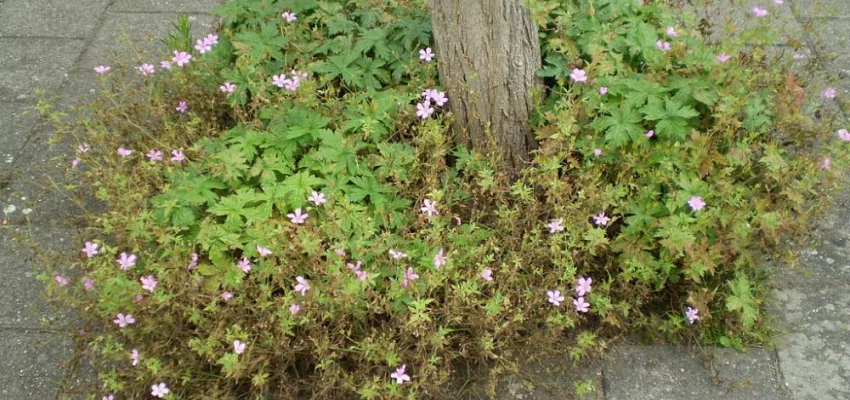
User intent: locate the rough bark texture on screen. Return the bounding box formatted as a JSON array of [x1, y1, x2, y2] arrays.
[[428, 0, 541, 170]]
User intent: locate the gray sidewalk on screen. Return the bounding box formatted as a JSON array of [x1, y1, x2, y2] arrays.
[[0, 0, 847, 399]]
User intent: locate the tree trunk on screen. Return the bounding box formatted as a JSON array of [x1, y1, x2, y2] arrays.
[[428, 0, 542, 170]]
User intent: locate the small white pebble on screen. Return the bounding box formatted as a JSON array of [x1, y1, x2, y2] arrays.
[[3, 205, 16, 214], [21, 208, 32, 215], [826, 258, 835, 264]]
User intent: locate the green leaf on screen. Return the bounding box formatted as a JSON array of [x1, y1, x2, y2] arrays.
[[642, 97, 699, 141], [590, 103, 644, 148]]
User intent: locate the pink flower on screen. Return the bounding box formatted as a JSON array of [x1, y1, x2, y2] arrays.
[[416, 101, 434, 119], [480, 268, 493, 281], [82, 241, 99, 258], [204, 33, 219, 46], [547, 218, 565, 234], [573, 296, 590, 313], [237, 257, 252, 273], [821, 157, 831, 170], [233, 340, 246, 354], [294, 276, 310, 296], [76, 143, 91, 155], [838, 129, 850, 141], [94, 65, 110, 74], [429, 91, 448, 107], [113, 313, 135, 328], [656, 40, 671, 51], [103, 395, 114, 400], [391, 364, 411, 384], [287, 208, 308, 224], [283, 74, 301, 91], [419, 47, 434, 62], [187, 253, 199, 270], [645, 129, 655, 138], [84, 278, 94, 291], [194, 38, 212, 54], [576, 277, 592, 296], [256, 245, 272, 257], [599, 87, 608, 95], [71, 159, 80, 168], [401, 267, 419, 287], [355, 269, 369, 280], [666, 26, 678, 37], [716, 53, 731, 63], [172, 51, 192, 67], [151, 382, 169, 398], [569, 68, 587, 83], [308, 191, 326, 206], [389, 249, 407, 260], [547, 290, 565, 307], [220, 82, 236, 93], [752, 7, 768, 17], [272, 74, 287, 88], [138, 63, 155, 75], [685, 306, 700, 323], [146, 149, 163, 162], [140, 275, 158, 292], [116, 252, 137, 270], [221, 291, 233, 301], [176, 101, 188, 113], [282, 11, 297, 22], [289, 304, 301, 314], [420, 199, 438, 216], [160, 60, 172, 70], [593, 148, 603, 157], [774, 0, 784, 3], [134, 294, 144, 303], [793, 53, 807, 60], [55, 275, 69, 287], [433, 248, 447, 269], [334, 248, 347, 257], [347, 260, 364, 272], [117, 147, 133, 157], [170, 149, 186, 163], [824, 87, 837, 99], [131, 349, 139, 366], [592, 212, 610, 226], [688, 196, 706, 211]]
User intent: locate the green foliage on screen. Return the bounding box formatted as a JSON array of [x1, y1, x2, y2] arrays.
[[43, 0, 846, 399]]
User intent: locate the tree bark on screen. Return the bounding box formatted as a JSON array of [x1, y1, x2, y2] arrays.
[[428, 0, 541, 170]]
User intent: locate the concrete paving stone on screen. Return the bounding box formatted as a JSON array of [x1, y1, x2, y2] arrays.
[[77, 12, 218, 72], [0, 225, 78, 329], [603, 345, 784, 400], [683, 0, 801, 46], [110, 0, 223, 13], [0, 331, 72, 378], [0, 0, 109, 39], [443, 351, 604, 400], [0, 38, 86, 103], [798, 18, 850, 58], [0, 123, 88, 228], [0, 102, 39, 171], [790, 0, 850, 19], [770, 286, 850, 400], [0, 376, 63, 400]]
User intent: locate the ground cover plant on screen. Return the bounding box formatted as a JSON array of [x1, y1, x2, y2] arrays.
[[40, 0, 849, 398]]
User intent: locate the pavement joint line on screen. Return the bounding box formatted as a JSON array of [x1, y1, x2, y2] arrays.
[[106, 10, 214, 16], [0, 35, 87, 40]]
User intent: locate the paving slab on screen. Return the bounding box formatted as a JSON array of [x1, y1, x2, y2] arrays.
[[603, 345, 784, 400], [683, 0, 802, 46], [0, 38, 86, 103], [0, 0, 108, 39], [0, 376, 65, 400], [770, 286, 850, 400], [0, 102, 39, 171], [0, 330, 72, 378], [0, 225, 78, 329], [109, 0, 222, 13], [443, 350, 604, 400], [77, 12, 218, 72], [790, 0, 850, 19]]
